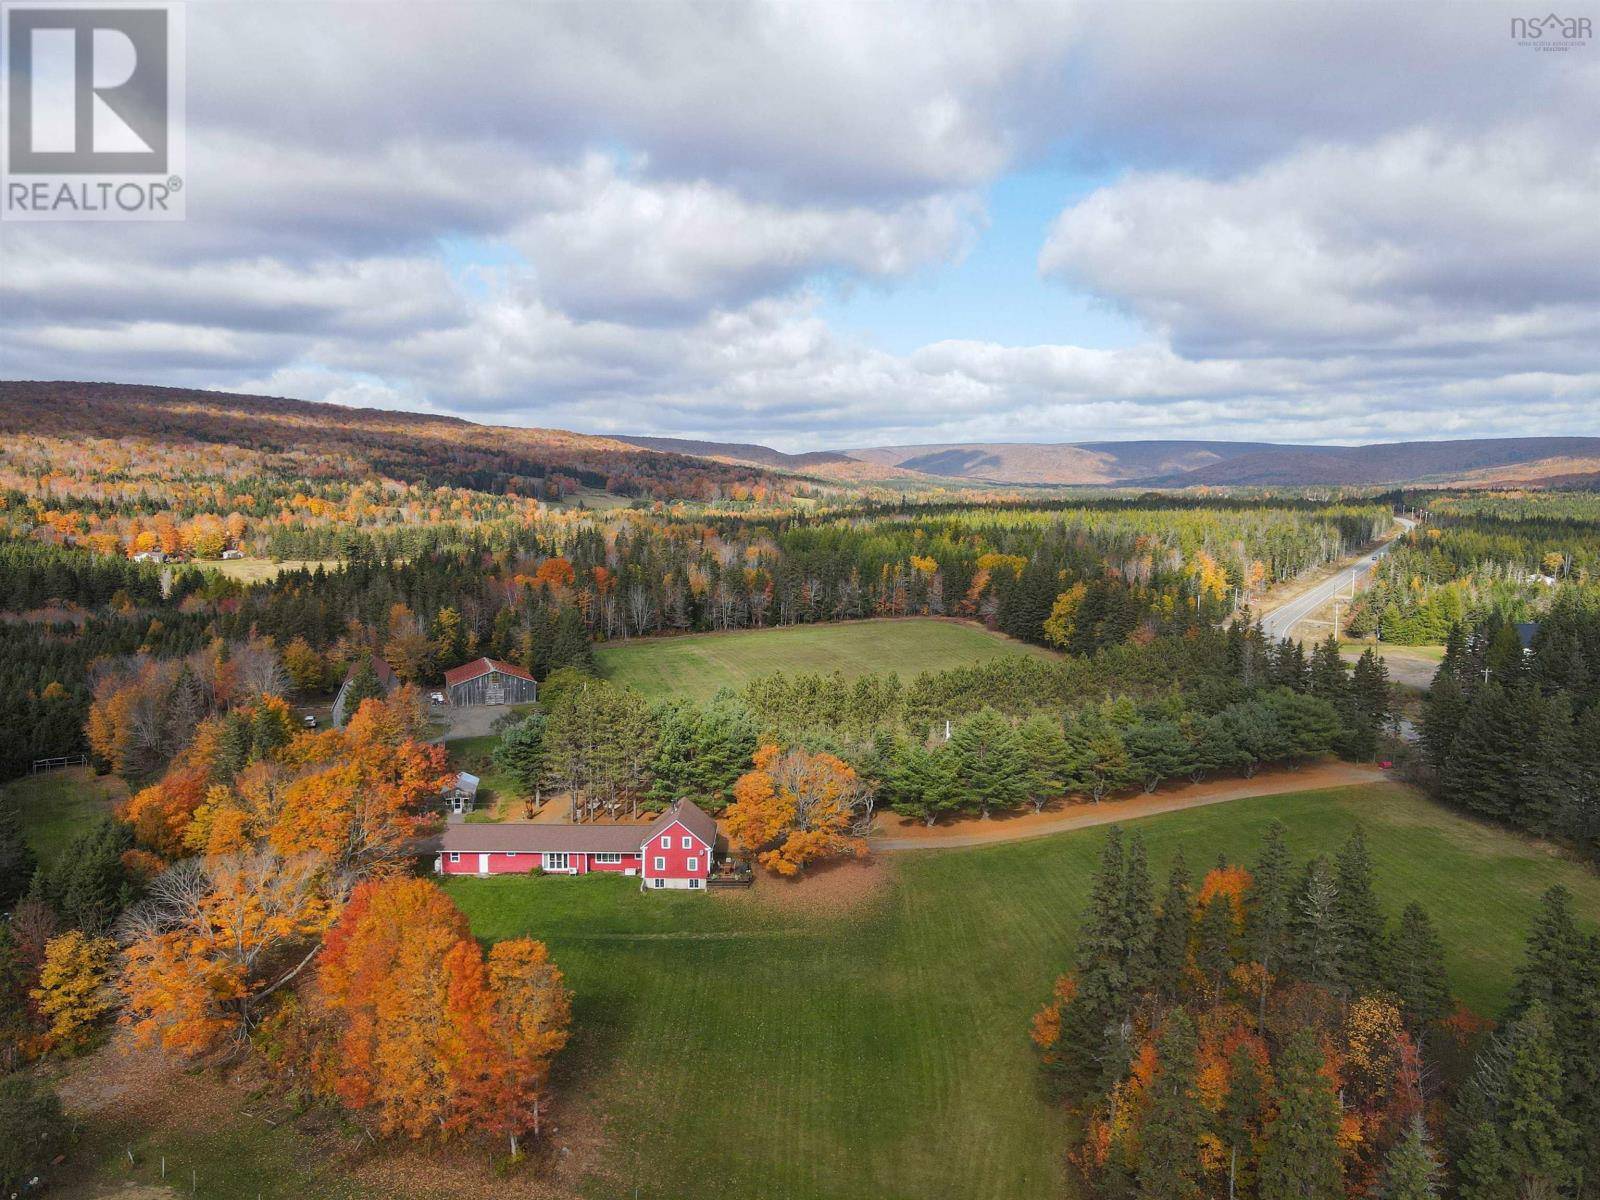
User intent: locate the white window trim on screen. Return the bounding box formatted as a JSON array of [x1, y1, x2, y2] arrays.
[[594, 852, 622, 864], [544, 851, 570, 871], [653, 878, 664, 888], [681, 835, 693, 849], [449, 852, 460, 863], [660, 834, 671, 848], [653, 855, 666, 871], [507, 851, 518, 858], [687, 857, 698, 872]]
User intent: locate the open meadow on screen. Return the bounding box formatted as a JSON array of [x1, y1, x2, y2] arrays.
[[3, 767, 126, 870], [443, 781, 1600, 1200], [594, 618, 1056, 702]]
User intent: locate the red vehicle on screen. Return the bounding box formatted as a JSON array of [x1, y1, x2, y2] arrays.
[[1378, 759, 1393, 770]]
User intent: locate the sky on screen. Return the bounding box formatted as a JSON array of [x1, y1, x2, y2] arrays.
[[2, 1, 1598, 452]]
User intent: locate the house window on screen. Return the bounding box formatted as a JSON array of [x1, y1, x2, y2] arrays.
[[653, 878, 664, 888], [687, 858, 698, 873], [449, 852, 460, 863], [544, 852, 569, 870], [653, 856, 666, 871], [507, 851, 518, 858], [681, 836, 692, 849], [689, 878, 700, 889], [595, 853, 622, 864], [660, 834, 671, 848]]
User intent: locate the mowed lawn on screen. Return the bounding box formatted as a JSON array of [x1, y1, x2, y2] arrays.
[[594, 618, 1056, 702], [449, 782, 1600, 1200], [4, 766, 126, 870]]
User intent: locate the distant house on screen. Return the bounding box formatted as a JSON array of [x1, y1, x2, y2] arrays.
[[132, 550, 165, 563], [443, 657, 537, 707], [331, 655, 400, 726], [447, 772, 480, 815], [436, 800, 717, 892], [220, 549, 245, 560]]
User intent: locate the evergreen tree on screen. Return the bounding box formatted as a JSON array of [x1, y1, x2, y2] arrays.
[[1124, 719, 1196, 792], [1059, 828, 1132, 1095], [1121, 834, 1156, 1000], [339, 656, 386, 721], [1219, 1043, 1265, 1200], [1498, 1002, 1575, 1197], [1520, 693, 1578, 835], [1418, 665, 1465, 779], [1196, 894, 1236, 998], [1260, 1029, 1344, 1200], [492, 709, 549, 800], [1287, 857, 1342, 994], [885, 740, 961, 827], [36, 818, 133, 933], [1347, 648, 1391, 761], [1378, 1116, 1440, 1200], [1332, 826, 1386, 994], [949, 706, 1028, 817], [1246, 820, 1294, 977], [0, 795, 37, 910], [1439, 684, 1530, 822], [1152, 850, 1193, 1002], [1136, 1011, 1206, 1200], [1387, 902, 1451, 1030], [1015, 712, 1068, 813]]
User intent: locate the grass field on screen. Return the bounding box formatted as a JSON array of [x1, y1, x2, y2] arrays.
[[447, 782, 1600, 1200], [4, 767, 126, 870], [204, 557, 345, 583], [594, 618, 1056, 702]]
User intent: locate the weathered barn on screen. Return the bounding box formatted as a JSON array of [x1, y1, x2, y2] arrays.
[[443, 657, 538, 707], [331, 655, 399, 726]]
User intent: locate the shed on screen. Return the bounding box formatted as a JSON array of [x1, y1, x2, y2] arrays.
[[443, 657, 538, 707], [447, 771, 480, 815]]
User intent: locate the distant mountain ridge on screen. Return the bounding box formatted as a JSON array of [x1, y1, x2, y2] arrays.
[[625, 434, 1600, 488]]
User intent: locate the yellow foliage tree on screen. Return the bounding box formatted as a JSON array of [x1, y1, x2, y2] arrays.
[[726, 744, 865, 876], [33, 930, 115, 1054]]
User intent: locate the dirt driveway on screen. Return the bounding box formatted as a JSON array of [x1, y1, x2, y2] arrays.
[[867, 761, 1387, 851]]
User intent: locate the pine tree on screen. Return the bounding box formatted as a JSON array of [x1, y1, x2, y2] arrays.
[[949, 706, 1028, 817], [1196, 894, 1236, 998], [1059, 828, 1132, 1095], [1378, 1115, 1440, 1200], [1287, 857, 1342, 994], [1498, 1002, 1575, 1197], [1332, 826, 1386, 994], [37, 818, 133, 934], [1015, 712, 1068, 813], [1347, 648, 1391, 760], [1260, 1028, 1344, 1200], [0, 795, 37, 910], [1219, 1043, 1265, 1200], [1519, 693, 1577, 835], [1135, 1011, 1206, 1200], [1505, 886, 1600, 1194], [1122, 834, 1157, 1000], [1246, 820, 1294, 975], [1387, 902, 1450, 1030], [1418, 665, 1465, 779], [1439, 684, 1530, 822], [1152, 850, 1193, 1002]]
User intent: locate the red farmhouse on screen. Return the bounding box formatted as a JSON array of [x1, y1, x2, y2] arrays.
[[436, 800, 718, 892]]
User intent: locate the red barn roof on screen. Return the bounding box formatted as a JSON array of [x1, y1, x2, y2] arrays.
[[443, 657, 535, 688], [438, 800, 718, 856]]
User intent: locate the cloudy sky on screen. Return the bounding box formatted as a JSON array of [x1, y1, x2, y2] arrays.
[[3, 1, 1598, 450]]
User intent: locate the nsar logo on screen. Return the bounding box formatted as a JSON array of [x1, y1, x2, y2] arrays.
[[1510, 11, 1592, 49]]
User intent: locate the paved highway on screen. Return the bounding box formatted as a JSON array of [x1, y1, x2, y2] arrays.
[[1258, 517, 1415, 642]]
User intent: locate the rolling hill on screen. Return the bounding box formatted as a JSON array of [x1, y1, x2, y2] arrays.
[[620, 432, 1600, 488]]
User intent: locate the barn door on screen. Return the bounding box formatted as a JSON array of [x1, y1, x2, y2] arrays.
[[485, 674, 505, 705]]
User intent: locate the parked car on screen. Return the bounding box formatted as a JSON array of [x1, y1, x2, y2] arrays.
[[430, 691, 446, 705], [302, 714, 318, 728], [1378, 759, 1393, 769]]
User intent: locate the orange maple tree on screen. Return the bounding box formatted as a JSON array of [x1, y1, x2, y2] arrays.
[[316, 878, 570, 1151], [725, 744, 866, 876]]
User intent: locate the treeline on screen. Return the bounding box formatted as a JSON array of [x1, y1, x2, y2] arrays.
[[490, 624, 1392, 828], [1345, 497, 1599, 644], [1419, 597, 1600, 862], [1032, 822, 1600, 1200]]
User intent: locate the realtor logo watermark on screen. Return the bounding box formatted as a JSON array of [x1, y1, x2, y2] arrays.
[[2, 1, 185, 220], [1511, 12, 1592, 49]]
